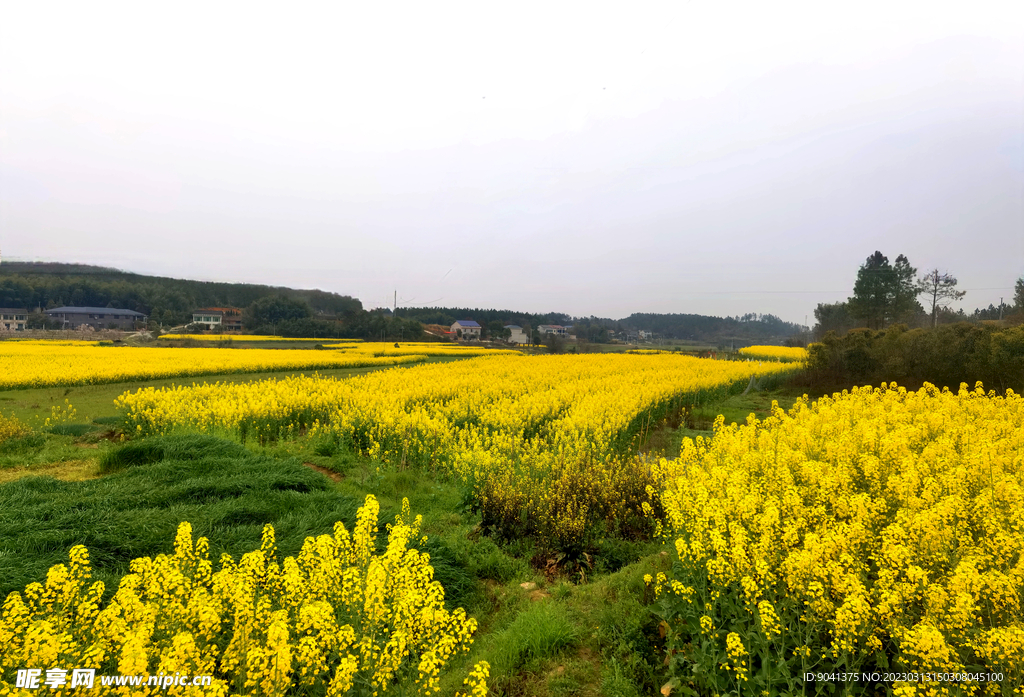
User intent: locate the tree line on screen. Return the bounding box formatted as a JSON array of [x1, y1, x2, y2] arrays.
[[0, 262, 424, 339], [800, 251, 1024, 392], [801, 323, 1024, 393], [813, 252, 1024, 338], [241, 296, 423, 340], [395, 307, 803, 344]]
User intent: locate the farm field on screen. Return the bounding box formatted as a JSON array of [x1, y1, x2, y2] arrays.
[[114, 354, 799, 549], [159, 334, 334, 342], [737, 345, 808, 362], [0, 356, 471, 427], [160, 335, 512, 360], [583, 342, 721, 354], [0, 340, 513, 391], [653, 383, 1024, 695], [324, 341, 517, 357], [1, 344, 1020, 696], [0, 340, 423, 390]]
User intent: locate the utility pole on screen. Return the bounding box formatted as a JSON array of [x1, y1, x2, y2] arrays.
[[1000, 298, 1004, 321]]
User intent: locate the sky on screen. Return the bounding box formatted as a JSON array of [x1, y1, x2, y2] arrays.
[[1, 1, 1022, 325]]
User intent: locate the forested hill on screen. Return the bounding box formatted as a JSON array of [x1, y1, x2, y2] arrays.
[[0, 262, 361, 326], [1, 263, 802, 343], [396, 306, 803, 343], [623, 312, 803, 343]]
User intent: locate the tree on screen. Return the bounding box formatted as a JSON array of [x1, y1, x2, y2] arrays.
[[848, 252, 891, 329], [244, 295, 312, 332], [813, 302, 855, 338], [890, 255, 922, 324], [543, 333, 566, 354], [848, 252, 922, 329], [916, 270, 966, 328], [485, 320, 506, 341], [1015, 276, 1024, 311], [521, 323, 533, 346]]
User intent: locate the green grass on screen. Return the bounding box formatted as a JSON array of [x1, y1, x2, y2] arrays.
[[437, 549, 671, 696], [486, 601, 580, 678], [0, 428, 674, 695], [689, 385, 805, 427], [646, 385, 808, 458], [0, 429, 115, 472], [46, 422, 100, 437], [0, 434, 363, 597], [261, 437, 531, 613]]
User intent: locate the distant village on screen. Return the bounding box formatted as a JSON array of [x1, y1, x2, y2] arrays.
[[0, 305, 649, 344]]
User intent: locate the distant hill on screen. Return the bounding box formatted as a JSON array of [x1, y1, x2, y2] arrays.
[[622, 312, 802, 344], [0, 261, 362, 327], [1, 263, 802, 343]]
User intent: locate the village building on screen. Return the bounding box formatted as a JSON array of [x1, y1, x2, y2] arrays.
[[450, 320, 481, 340], [0, 308, 28, 331], [537, 324, 568, 336], [45, 306, 147, 330], [504, 325, 529, 344], [192, 307, 243, 331]]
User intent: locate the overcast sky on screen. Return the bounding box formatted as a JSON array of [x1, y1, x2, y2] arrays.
[[1, 2, 1022, 323]]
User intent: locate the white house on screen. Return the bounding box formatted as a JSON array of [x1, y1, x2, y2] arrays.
[[505, 325, 529, 344], [537, 324, 567, 336], [192, 307, 243, 331], [451, 320, 481, 340]]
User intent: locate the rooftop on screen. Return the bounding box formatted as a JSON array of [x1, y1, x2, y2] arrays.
[[196, 307, 242, 314]]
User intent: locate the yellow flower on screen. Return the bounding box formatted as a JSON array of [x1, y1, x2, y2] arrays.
[[0, 497, 481, 694]]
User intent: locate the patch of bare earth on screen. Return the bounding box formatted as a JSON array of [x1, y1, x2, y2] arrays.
[[0, 459, 101, 484], [75, 430, 122, 448], [303, 462, 344, 482]]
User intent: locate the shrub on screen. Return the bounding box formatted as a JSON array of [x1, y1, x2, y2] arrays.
[[805, 323, 1024, 391]]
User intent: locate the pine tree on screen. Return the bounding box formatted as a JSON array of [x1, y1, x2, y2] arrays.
[[848, 251, 922, 329]]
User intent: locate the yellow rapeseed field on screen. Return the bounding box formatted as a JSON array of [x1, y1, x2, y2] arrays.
[[651, 383, 1024, 696], [737, 345, 808, 362], [0, 342, 430, 390], [324, 342, 517, 358], [159, 335, 327, 342], [0, 496, 489, 696], [116, 354, 798, 548], [158, 336, 512, 359]]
